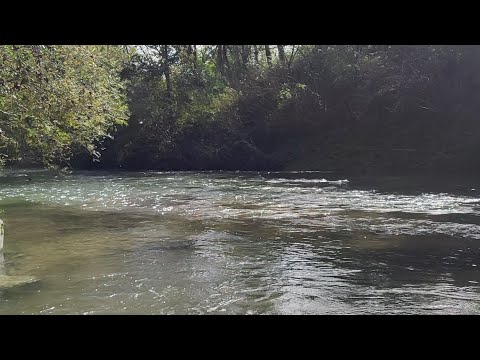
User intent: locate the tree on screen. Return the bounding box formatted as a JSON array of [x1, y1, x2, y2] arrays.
[[278, 45, 286, 65], [265, 45, 272, 66], [253, 45, 259, 64], [0, 45, 131, 166]]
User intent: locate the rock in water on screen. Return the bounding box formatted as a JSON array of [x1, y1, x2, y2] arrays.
[[0, 275, 38, 289], [0, 251, 38, 289]]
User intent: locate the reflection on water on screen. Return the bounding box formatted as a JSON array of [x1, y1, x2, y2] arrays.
[[1, 170, 480, 314]]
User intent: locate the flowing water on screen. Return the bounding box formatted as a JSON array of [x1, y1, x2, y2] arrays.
[[1, 169, 480, 314]]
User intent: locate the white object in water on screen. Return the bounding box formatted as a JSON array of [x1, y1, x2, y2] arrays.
[[0, 222, 38, 287], [0, 219, 3, 251], [0, 252, 3, 275]]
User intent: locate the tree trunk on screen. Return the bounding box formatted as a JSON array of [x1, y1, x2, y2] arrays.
[[223, 45, 230, 70], [253, 45, 259, 64], [241, 45, 249, 70], [216, 45, 224, 74], [265, 45, 272, 66], [162, 45, 172, 98], [278, 45, 286, 65], [193, 45, 197, 70]]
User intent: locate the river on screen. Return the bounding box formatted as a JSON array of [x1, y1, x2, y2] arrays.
[[1, 169, 480, 314]]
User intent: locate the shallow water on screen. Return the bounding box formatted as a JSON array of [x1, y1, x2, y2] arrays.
[[1, 169, 480, 314]]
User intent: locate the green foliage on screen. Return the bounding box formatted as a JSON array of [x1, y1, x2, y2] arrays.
[[94, 44, 480, 171], [0, 45, 131, 167], [4, 44, 480, 173]]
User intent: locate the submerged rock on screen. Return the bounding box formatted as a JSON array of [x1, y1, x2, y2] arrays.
[[0, 251, 38, 289], [0, 275, 38, 289]]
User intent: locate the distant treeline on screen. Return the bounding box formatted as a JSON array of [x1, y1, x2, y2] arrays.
[[2, 45, 480, 173]]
